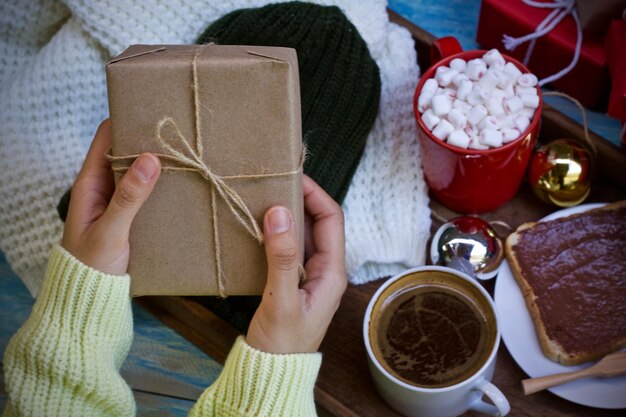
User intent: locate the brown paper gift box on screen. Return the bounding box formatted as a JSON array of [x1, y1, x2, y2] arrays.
[[106, 45, 304, 297]]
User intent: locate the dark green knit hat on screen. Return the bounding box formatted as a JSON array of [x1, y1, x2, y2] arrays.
[[198, 1, 381, 203]]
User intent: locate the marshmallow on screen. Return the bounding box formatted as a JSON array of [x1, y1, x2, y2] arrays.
[[503, 83, 515, 98], [478, 69, 499, 93], [421, 109, 440, 130], [517, 73, 538, 87], [452, 72, 470, 87], [418, 91, 434, 112], [514, 115, 531, 132], [486, 96, 505, 117], [432, 119, 454, 140], [448, 108, 467, 129], [450, 58, 468, 73], [519, 107, 536, 119], [467, 87, 489, 106], [491, 88, 506, 101], [489, 60, 505, 71], [457, 79, 473, 100], [469, 138, 489, 150], [423, 78, 439, 94], [466, 59, 487, 81], [494, 70, 511, 89], [499, 115, 515, 128], [432, 94, 453, 116], [483, 49, 506, 67], [504, 96, 523, 114], [467, 105, 488, 126], [521, 93, 540, 109], [479, 115, 500, 130], [503, 62, 522, 81], [436, 67, 459, 87], [441, 88, 457, 100], [453, 99, 472, 114], [502, 128, 521, 143], [448, 130, 471, 149], [480, 128, 503, 147], [465, 125, 478, 139], [515, 86, 537, 96], [435, 66, 450, 78]]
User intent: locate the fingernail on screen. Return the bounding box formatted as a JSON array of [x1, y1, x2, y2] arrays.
[[268, 207, 292, 234], [133, 154, 158, 183]]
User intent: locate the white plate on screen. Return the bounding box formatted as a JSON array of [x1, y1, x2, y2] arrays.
[[494, 203, 626, 409]]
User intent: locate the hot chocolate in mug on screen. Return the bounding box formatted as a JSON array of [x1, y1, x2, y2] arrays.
[[363, 266, 510, 417], [414, 37, 542, 213]]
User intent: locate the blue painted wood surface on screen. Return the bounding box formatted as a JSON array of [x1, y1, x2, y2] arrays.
[[388, 0, 623, 147], [0, 251, 222, 416]]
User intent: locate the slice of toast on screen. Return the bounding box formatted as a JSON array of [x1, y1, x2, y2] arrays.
[[505, 200, 626, 366]]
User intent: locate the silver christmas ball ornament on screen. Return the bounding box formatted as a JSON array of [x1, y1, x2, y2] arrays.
[[430, 216, 504, 280]]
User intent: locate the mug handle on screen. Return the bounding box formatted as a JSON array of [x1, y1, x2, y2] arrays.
[[430, 36, 463, 64], [469, 378, 511, 417]]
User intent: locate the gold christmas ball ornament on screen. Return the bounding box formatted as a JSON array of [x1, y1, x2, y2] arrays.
[[528, 139, 593, 207]]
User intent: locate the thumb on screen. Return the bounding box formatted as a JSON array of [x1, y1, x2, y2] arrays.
[[263, 206, 300, 300], [101, 153, 161, 238]]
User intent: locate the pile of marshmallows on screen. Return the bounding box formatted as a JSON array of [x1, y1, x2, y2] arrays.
[[418, 49, 539, 150]]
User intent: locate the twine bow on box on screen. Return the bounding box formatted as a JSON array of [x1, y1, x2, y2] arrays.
[[108, 51, 304, 297]]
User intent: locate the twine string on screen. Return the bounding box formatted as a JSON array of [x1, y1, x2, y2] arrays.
[[543, 91, 596, 155], [153, 117, 265, 243], [108, 50, 304, 297]]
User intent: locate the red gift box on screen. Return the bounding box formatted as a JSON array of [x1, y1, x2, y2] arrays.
[[477, 0, 609, 108], [605, 19, 626, 124]]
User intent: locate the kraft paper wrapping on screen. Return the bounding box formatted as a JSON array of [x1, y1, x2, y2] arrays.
[[106, 44, 304, 297]]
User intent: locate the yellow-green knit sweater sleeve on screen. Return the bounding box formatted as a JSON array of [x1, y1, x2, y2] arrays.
[[2, 244, 135, 417], [3, 244, 322, 417], [190, 336, 322, 417]]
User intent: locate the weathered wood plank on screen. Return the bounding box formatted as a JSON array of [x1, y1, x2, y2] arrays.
[[136, 297, 240, 365], [127, 302, 222, 396], [134, 391, 195, 417], [0, 253, 34, 356]]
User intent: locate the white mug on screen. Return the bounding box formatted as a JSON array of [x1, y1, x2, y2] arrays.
[[363, 266, 510, 417]]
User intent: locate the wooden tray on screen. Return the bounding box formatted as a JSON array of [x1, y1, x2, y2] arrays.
[[138, 10, 626, 417]]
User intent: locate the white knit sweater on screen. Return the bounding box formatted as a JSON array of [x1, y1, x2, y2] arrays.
[[0, 0, 430, 296]]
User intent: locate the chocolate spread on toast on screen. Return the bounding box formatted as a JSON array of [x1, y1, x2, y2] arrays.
[[512, 205, 626, 355]]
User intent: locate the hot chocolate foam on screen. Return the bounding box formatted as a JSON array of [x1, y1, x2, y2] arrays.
[[376, 284, 494, 388]]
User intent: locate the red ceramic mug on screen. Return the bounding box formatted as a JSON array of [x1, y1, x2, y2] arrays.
[[415, 37, 542, 213]]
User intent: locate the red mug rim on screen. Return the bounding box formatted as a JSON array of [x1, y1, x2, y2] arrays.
[[414, 49, 542, 155]]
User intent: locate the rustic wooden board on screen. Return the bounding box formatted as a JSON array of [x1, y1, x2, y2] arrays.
[[4, 5, 622, 417]]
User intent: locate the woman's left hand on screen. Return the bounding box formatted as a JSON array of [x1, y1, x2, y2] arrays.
[[61, 119, 161, 275]]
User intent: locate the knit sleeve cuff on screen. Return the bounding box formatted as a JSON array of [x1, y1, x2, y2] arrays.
[[191, 336, 321, 417], [3, 244, 135, 415], [31, 244, 133, 343]]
